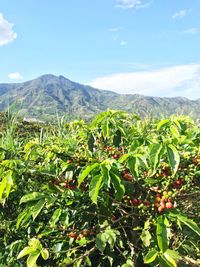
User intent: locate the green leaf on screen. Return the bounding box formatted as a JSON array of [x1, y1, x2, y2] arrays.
[[156, 216, 168, 253], [159, 253, 177, 267], [141, 220, 152, 247], [119, 153, 131, 163], [20, 192, 46, 204], [164, 249, 181, 261], [169, 212, 200, 236], [130, 139, 143, 152], [50, 208, 62, 227], [110, 171, 125, 201], [32, 198, 46, 221], [101, 120, 110, 138], [163, 251, 177, 267], [28, 238, 42, 250], [41, 248, 49, 260], [170, 125, 180, 139], [166, 145, 180, 174], [0, 176, 7, 200], [113, 129, 121, 146], [127, 156, 139, 178], [101, 161, 111, 187], [17, 246, 36, 259], [89, 174, 103, 204], [85, 256, 92, 266], [122, 259, 134, 267], [78, 163, 99, 187], [27, 251, 40, 267], [5, 172, 13, 198], [149, 143, 163, 173], [144, 249, 158, 264], [96, 232, 107, 253], [157, 119, 170, 130], [96, 229, 118, 253], [16, 208, 31, 229], [104, 229, 117, 250]]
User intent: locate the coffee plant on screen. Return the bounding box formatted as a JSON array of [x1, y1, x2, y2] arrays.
[[0, 110, 199, 266]]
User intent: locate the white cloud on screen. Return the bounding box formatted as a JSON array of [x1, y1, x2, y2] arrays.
[[8, 72, 23, 81], [108, 27, 123, 32], [88, 64, 200, 99], [182, 28, 198, 35], [120, 41, 128, 45], [172, 10, 187, 19], [0, 13, 17, 46], [116, 0, 150, 9]]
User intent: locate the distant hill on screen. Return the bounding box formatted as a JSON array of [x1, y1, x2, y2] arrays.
[[0, 74, 199, 120]]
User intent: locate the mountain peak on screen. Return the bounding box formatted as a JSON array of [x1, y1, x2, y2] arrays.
[[36, 74, 59, 81], [0, 75, 199, 120]]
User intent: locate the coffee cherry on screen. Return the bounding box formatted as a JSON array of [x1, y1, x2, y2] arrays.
[[82, 229, 88, 237], [158, 206, 164, 213], [132, 198, 139, 205], [166, 202, 173, 209], [68, 232, 76, 238], [77, 234, 84, 240], [155, 197, 161, 202], [143, 200, 150, 206], [160, 201, 166, 209]]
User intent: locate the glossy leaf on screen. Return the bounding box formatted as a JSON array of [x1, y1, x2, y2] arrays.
[[127, 156, 139, 178], [166, 144, 180, 174], [110, 171, 125, 201], [89, 174, 103, 204], [20, 192, 46, 204], [144, 249, 158, 264], [169, 212, 200, 236], [78, 163, 99, 187], [41, 248, 49, 260], [32, 198, 46, 221], [156, 216, 168, 253], [149, 143, 163, 173], [50, 208, 62, 227], [27, 251, 41, 267]]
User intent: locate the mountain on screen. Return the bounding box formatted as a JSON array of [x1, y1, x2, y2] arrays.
[[0, 74, 199, 120]]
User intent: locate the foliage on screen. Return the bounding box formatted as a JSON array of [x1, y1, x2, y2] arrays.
[[0, 110, 199, 266]]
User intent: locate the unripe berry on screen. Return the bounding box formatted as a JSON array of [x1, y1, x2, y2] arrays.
[[163, 191, 168, 196]]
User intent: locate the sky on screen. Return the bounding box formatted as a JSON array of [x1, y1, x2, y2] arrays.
[[0, 0, 200, 99]]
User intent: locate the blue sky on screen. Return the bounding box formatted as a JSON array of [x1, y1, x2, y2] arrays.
[[0, 0, 200, 99]]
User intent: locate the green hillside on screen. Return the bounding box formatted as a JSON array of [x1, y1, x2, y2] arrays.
[[0, 74, 199, 120]]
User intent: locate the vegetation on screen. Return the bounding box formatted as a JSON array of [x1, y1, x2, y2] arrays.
[[1, 74, 200, 120], [0, 110, 199, 267]]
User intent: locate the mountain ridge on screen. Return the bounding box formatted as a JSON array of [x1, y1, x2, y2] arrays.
[[0, 74, 199, 120]]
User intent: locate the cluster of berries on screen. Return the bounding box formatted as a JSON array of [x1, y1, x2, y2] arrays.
[[122, 170, 133, 181], [154, 191, 173, 213], [104, 146, 123, 159], [122, 196, 150, 207], [172, 178, 184, 189], [51, 178, 77, 190], [68, 228, 95, 240], [64, 179, 77, 190]]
